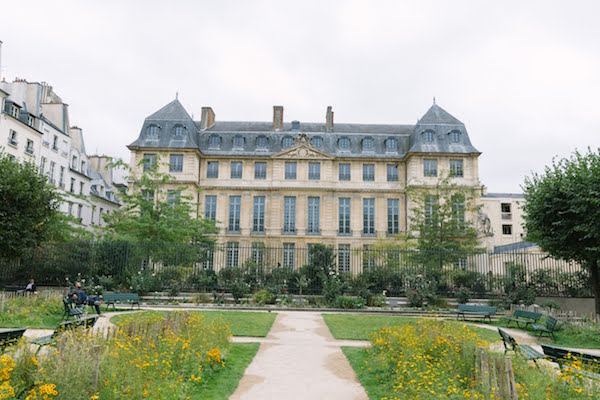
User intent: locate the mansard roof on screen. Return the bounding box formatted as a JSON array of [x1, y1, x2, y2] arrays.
[[128, 100, 480, 158]]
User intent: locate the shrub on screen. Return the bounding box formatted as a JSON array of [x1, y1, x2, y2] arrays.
[[252, 289, 277, 306], [334, 296, 366, 309], [541, 300, 560, 310], [230, 279, 250, 303], [451, 269, 487, 293], [368, 293, 387, 307], [320, 271, 344, 304], [407, 289, 423, 308], [188, 269, 217, 292], [126, 269, 160, 295], [455, 287, 471, 304]]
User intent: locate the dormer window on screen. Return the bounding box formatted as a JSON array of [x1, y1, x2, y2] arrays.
[[233, 135, 244, 149], [386, 138, 397, 151], [147, 125, 159, 138], [422, 130, 435, 142], [311, 136, 323, 148], [362, 137, 374, 151], [10, 105, 19, 119], [209, 135, 221, 149], [282, 136, 294, 149], [257, 136, 268, 149], [174, 125, 184, 137], [27, 115, 34, 127], [72, 156, 77, 169], [449, 130, 461, 143], [338, 137, 351, 150]]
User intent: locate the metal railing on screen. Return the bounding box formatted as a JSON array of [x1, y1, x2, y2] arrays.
[[0, 241, 592, 297]]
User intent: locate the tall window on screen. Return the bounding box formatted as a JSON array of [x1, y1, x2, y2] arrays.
[[338, 244, 351, 272], [40, 157, 47, 175], [207, 161, 219, 178], [285, 162, 297, 179], [253, 196, 265, 233], [69, 178, 75, 193], [363, 198, 375, 235], [339, 137, 350, 150], [143, 154, 156, 172], [363, 245, 375, 270], [307, 197, 320, 234], [339, 163, 351, 181], [424, 159, 437, 177], [283, 243, 295, 268], [226, 242, 239, 267], [339, 198, 351, 235], [201, 244, 215, 270], [25, 139, 34, 154], [231, 162, 243, 179], [52, 135, 58, 150], [170, 154, 183, 172], [450, 160, 463, 177], [387, 164, 399, 182], [282, 136, 294, 148], [251, 242, 264, 265], [308, 162, 320, 180], [228, 196, 241, 232], [205, 195, 217, 221], [388, 199, 400, 235], [311, 136, 323, 148], [283, 196, 296, 233], [255, 162, 267, 179], [424, 195, 438, 225], [167, 190, 180, 205], [49, 162, 56, 184], [8, 130, 17, 146], [363, 164, 375, 181], [59, 167, 65, 188], [451, 194, 465, 230], [77, 204, 83, 220]]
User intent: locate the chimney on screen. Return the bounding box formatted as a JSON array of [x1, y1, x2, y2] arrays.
[[273, 106, 283, 131], [200, 107, 215, 130], [326, 106, 334, 132]]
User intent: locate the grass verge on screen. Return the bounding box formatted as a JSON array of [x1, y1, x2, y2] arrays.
[[189, 343, 260, 399], [112, 310, 277, 337], [342, 347, 384, 400], [323, 313, 499, 343]]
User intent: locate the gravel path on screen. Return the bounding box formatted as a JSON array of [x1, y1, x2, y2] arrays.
[[230, 311, 368, 400]]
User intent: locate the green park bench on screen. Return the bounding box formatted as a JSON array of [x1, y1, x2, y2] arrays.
[[102, 293, 140, 311], [501, 309, 542, 329], [62, 296, 85, 321], [542, 344, 600, 379], [456, 304, 497, 322], [532, 316, 558, 339], [498, 328, 543, 367], [30, 315, 99, 350], [0, 328, 27, 352]]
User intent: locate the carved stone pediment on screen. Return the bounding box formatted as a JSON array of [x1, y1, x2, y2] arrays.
[[272, 133, 335, 160]]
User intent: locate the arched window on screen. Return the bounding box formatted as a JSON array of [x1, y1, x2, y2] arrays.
[[311, 136, 323, 148], [174, 125, 184, 137], [338, 137, 351, 150], [233, 135, 244, 148], [209, 135, 221, 148], [147, 125, 159, 138], [386, 138, 397, 151], [362, 137, 374, 151], [282, 136, 294, 149], [449, 130, 461, 143], [256, 136, 268, 149], [422, 130, 435, 142]]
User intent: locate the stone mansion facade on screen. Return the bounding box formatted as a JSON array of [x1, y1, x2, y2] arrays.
[[128, 100, 505, 259]]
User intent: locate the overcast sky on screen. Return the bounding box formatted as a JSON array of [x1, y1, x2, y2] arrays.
[[2, 0, 599, 193]]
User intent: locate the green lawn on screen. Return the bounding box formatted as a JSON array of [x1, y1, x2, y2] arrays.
[[189, 343, 260, 399], [322, 313, 499, 343], [111, 310, 277, 337], [342, 347, 385, 400]]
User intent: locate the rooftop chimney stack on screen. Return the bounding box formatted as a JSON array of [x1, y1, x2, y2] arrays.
[[326, 106, 334, 132], [200, 107, 215, 130], [273, 106, 283, 131]]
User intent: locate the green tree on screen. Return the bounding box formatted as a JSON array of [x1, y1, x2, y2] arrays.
[[103, 155, 217, 246], [522, 148, 600, 313], [0, 151, 67, 258]]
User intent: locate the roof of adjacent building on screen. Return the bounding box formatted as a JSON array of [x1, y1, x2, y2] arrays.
[[482, 193, 524, 199], [493, 241, 538, 254], [128, 100, 480, 158]]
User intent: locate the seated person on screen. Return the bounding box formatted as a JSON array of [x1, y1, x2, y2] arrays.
[[17, 278, 36, 295], [69, 281, 102, 315]]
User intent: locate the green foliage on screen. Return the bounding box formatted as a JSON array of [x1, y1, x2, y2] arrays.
[[298, 244, 337, 292], [451, 269, 487, 293], [102, 156, 217, 257], [252, 289, 277, 306], [455, 286, 471, 304], [127, 269, 160, 295], [523, 148, 600, 312], [334, 295, 365, 309], [230, 279, 250, 303], [406, 289, 424, 307], [0, 151, 71, 258], [320, 271, 344, 304], [0, 294, 64, 328], [540, 300, 560, 310]]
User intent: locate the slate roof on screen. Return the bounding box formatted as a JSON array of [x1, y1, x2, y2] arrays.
[[482, 193, 524, 199], [493, 241, 538, 254], [128, 100, 480, 158]]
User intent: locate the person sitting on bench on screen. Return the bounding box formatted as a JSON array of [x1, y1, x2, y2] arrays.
[[17, 278, 37, 295], [69, 282, 102, 315]]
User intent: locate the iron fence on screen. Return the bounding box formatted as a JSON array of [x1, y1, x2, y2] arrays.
[[0, 241, 592, 297]]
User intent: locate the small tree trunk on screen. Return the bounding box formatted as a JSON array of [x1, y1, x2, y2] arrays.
[[590, 261, 600, 315]]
